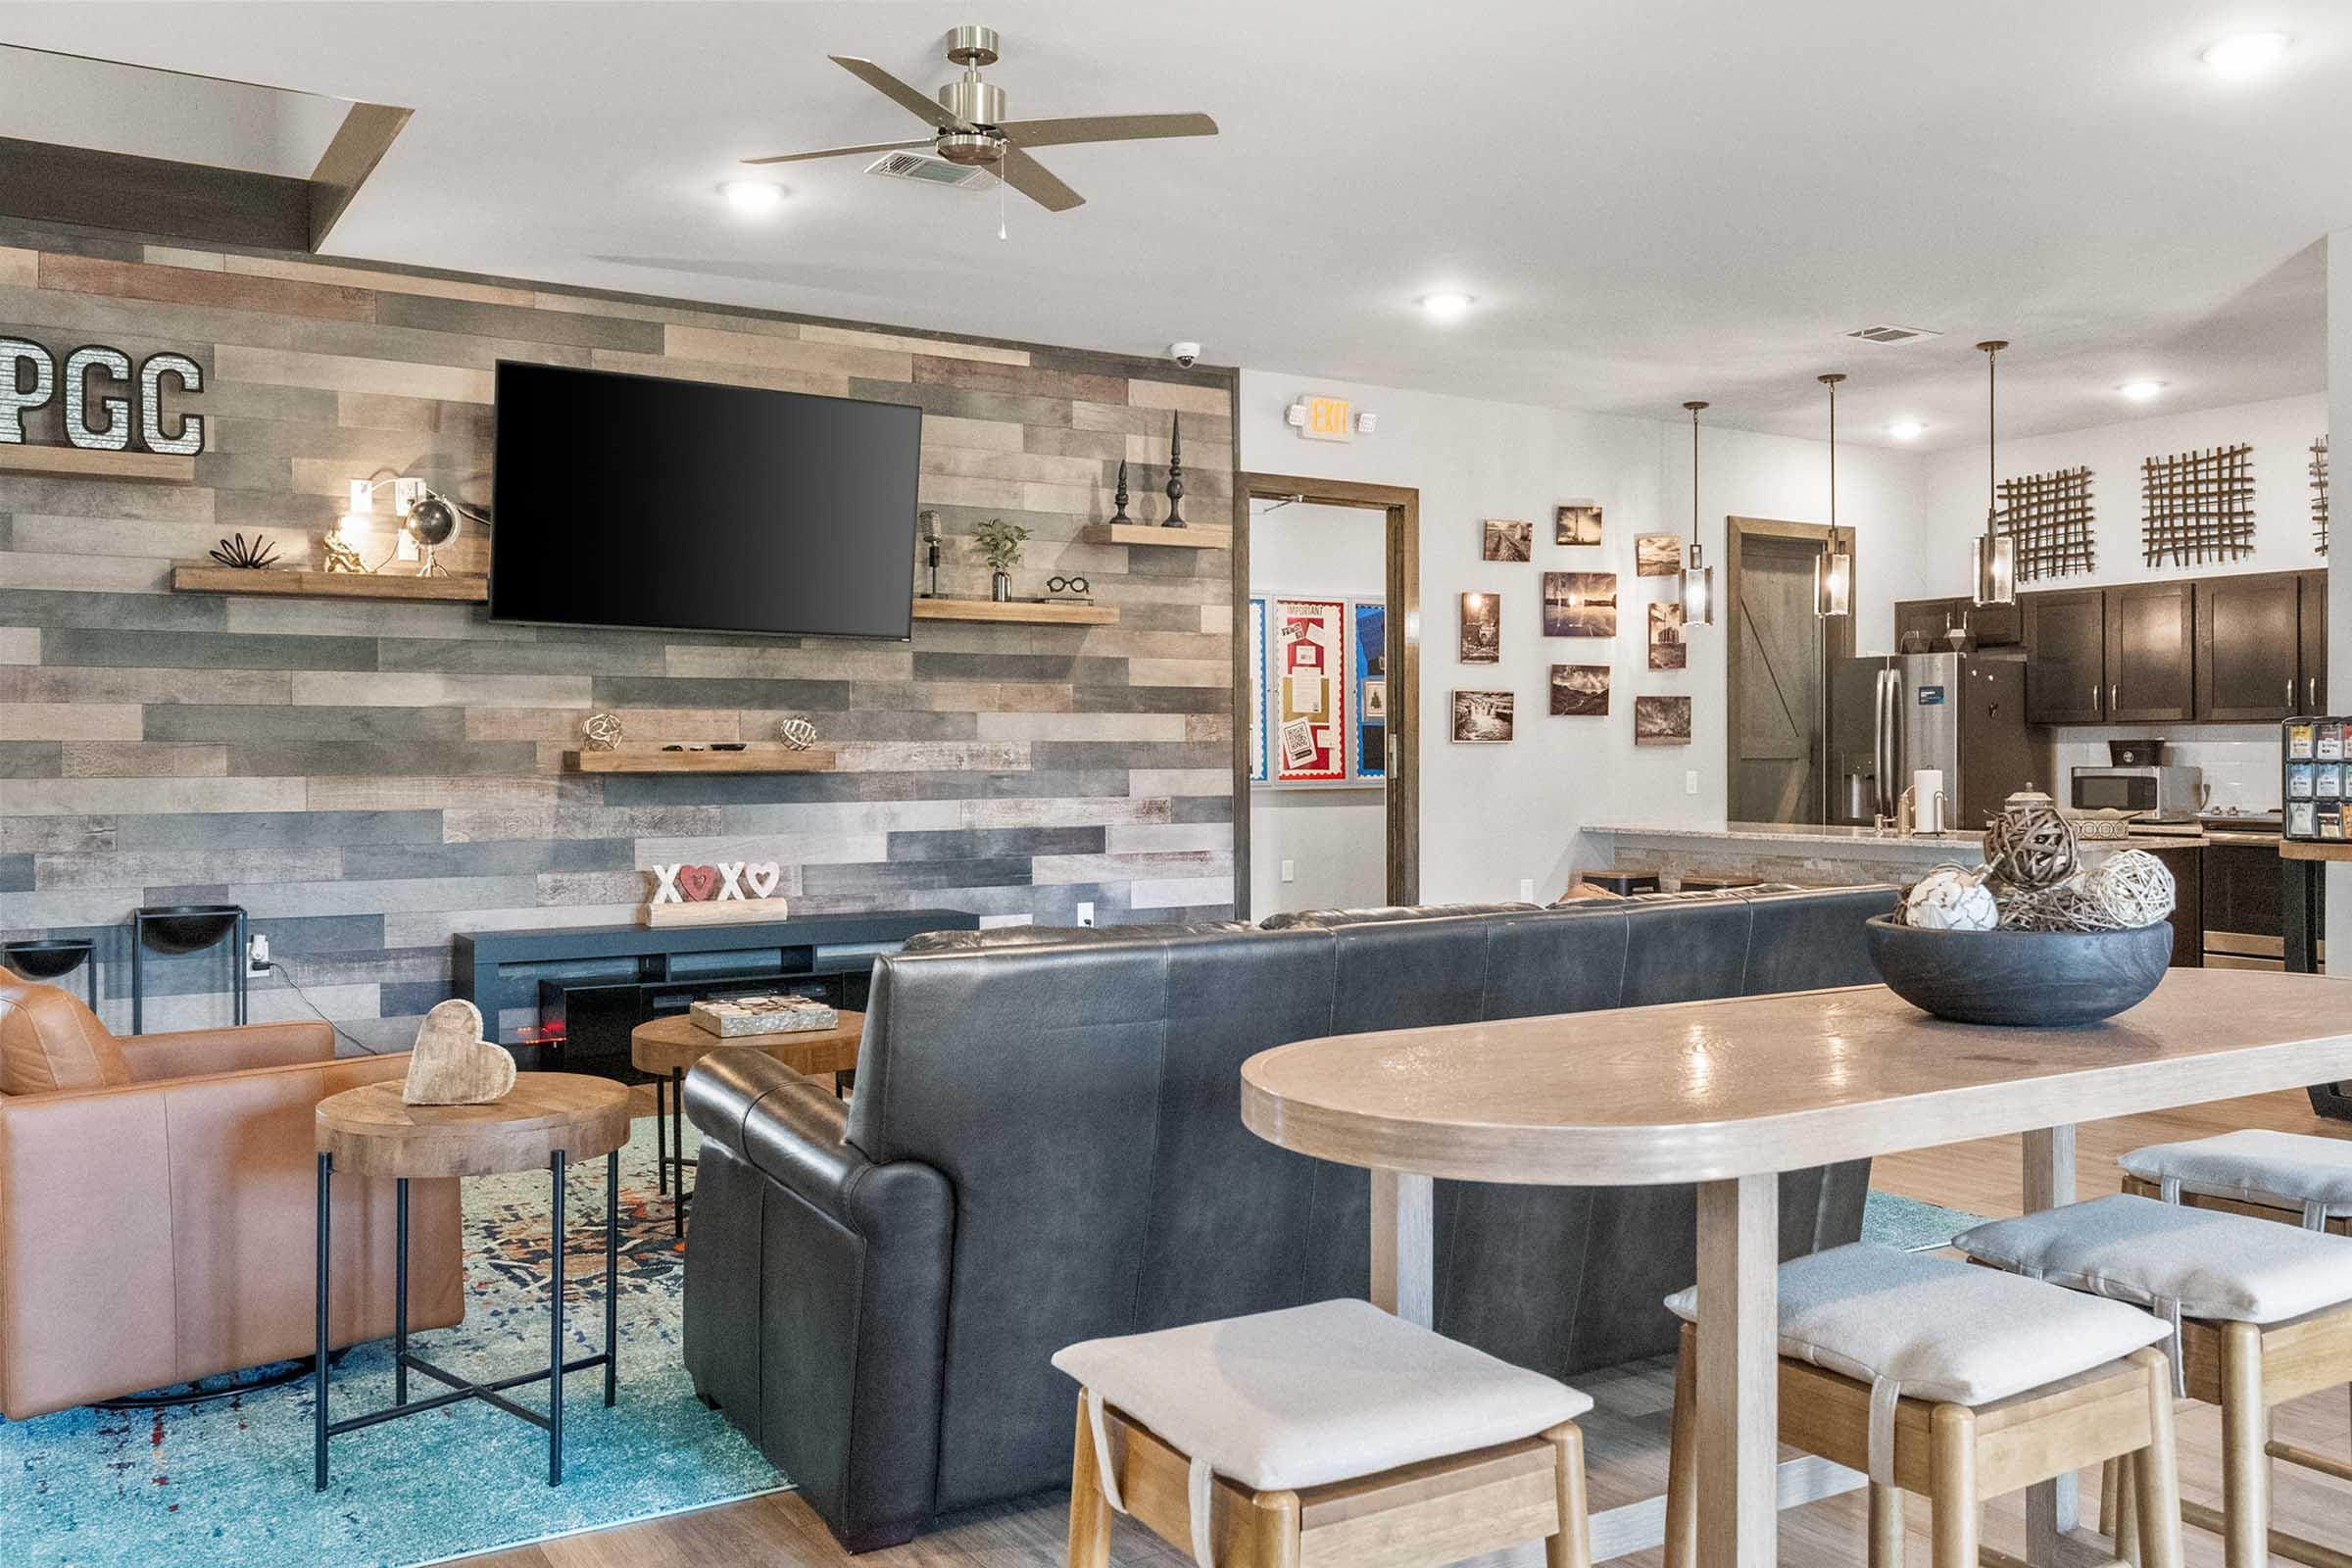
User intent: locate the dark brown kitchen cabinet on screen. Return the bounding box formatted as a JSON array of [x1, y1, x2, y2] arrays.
[[2299, 570, 2328, 713], [2105, 581, 2194, 722], [2023, 589, 2107, 724], [1894, 596, 2022, 651], [2194, 572, 2302, 721], [1964, 598, 2022, 647]]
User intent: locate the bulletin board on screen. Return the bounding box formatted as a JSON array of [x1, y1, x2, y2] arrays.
[[1248, 595, 1384, 788]]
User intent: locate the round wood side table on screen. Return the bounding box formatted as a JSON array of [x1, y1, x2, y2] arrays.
[[312, 1073, 631, 1491], [628, 1009, 864, 1235]]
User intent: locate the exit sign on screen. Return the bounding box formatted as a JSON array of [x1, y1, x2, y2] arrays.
[[1291, 394, 1354, 443]]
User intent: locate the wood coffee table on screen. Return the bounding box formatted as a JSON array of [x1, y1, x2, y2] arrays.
[[630, 1008, 865, 1235], [313, 1074, 631, 1491]]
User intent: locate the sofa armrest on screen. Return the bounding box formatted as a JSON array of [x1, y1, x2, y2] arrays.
[[683, 1048, 955, 1549], [119, 1019, 335, 1082]]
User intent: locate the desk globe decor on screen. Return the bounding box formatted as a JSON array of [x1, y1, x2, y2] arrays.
[[1868, 789, 2175, 1025]]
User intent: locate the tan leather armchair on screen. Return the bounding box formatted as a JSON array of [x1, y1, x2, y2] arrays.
[[0, 975, 464, 1419]]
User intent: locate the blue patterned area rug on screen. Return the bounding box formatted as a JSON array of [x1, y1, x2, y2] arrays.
[[1863, 1189, 1988, 1252], [3, 1115, 788, 1568]]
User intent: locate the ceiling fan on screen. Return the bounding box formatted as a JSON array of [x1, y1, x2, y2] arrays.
[[743, 24, 1217, 212]]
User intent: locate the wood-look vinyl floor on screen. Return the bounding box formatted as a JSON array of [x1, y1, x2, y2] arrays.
[[468, 1088, 2352, 1568]]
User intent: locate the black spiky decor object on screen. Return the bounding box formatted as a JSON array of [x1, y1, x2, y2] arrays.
[[1109, 459, 1132, 523], [207, 532, 281, 570], [1162, 414, 1186, 528]]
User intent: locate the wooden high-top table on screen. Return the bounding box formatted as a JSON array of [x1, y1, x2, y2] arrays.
[[1240, 970, 2352, 1568]]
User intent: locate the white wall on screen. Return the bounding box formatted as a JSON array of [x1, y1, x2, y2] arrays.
[[1249, 501, 1388, 914], [2328, 234, 2350, 959], [1238, 370, 1929, 903]]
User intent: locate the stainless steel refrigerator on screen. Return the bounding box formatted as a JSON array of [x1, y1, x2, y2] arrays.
[[1826, 652, 2043, 831]]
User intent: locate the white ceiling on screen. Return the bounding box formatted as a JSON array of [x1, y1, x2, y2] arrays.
[[0, 1, 2343, 449]]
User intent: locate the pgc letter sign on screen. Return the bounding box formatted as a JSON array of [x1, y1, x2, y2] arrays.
[[0, 338, 205, 456]]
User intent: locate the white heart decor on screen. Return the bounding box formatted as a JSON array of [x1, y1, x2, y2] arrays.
[[402, 999, 517, 1105], [746, 861, 782, 899]]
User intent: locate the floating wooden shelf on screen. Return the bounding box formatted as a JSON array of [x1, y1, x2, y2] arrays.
[[2, 445, 195, 484], [564, 745, 838, 775], [1081, 523, 1231, 551], [172, 564, 488, 603], [2280, 839, 2352, 862], [912, 598, 1118, 626]]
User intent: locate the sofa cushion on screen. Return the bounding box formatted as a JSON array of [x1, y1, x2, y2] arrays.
[[1954, 1195, 2352, 1326], [902, 921, 1249, 954], [1258, 902, 1544, 931], [0, 975, 131, 1097], [1052, 1298, 1592, 1491], [2118, 1130, 2352, 1223], [1663, 1242, 2171, 1407]]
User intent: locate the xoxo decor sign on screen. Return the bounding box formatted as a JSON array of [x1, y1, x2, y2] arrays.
[[0, 336, 207, 455], [647, 861, 788, 927]]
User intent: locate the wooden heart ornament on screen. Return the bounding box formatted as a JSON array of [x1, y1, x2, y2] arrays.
[[675, 863, 721, 902], [401, 999, 517, 1106], [745, 861, 782, 899]]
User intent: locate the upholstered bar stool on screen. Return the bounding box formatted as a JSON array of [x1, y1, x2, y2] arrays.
[[1955, 1194, 2352, 1568], [1053, 1298, 1592, 1568], [1661, 1244, 2182, 1568], [2117, 1129, 2352, 1237]]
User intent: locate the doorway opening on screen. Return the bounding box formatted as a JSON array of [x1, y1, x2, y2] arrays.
[[1723, 517, 1855, 824], [1232, 474, 1420, 918]]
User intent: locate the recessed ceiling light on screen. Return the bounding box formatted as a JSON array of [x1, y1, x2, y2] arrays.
[[1417, 292, 1474, 320], [1887, 421, 1927, 441], [2202, 32, 2290, 75], [721, 179, 786, 217], [2119, 380, 2168, 402]]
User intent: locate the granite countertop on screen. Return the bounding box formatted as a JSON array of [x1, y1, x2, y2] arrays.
[[1586, 821, 2208, 852]]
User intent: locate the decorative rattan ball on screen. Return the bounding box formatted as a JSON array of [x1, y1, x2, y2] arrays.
[[777, 717, 817, 751], [1983, 799, 2079, 889], [1902, 863, 1998, 930], [2082, 850, 2176, 929], [581, 710, 623, 752]]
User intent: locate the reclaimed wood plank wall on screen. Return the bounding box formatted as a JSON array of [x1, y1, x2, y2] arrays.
[[0, 220, 1236, 1048]]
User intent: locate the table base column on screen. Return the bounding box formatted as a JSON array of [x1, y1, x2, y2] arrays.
[[1694, 1174, 1779, 1568]]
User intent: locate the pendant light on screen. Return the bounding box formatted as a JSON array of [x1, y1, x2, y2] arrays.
[[1680, 400, 1714, 626], [1973, 339, 2016, 606], [1814, 372, 1853, 617]]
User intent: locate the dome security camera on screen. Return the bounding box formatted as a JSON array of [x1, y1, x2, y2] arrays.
[[1168, 341, 1201, 368]]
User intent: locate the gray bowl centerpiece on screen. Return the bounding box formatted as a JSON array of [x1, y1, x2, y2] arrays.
[[1864, 915, 2172, 1026]]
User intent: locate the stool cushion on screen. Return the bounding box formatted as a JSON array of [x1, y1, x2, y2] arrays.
[[2118, 1130, 2352, 1220], [1050, 1298, 1593, 1492], [1954, 1195, 2352, 1325], [1663, 1243, 2170, 1407]]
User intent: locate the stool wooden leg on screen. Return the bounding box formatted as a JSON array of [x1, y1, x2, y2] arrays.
[[1068, 1393, 1112, 1568], [2219, 1321, 2269, 1568], [1868, 1482, 1905, 1568], [1249, 1489, 1300, 1568], [2133, 1351, 2184, 1568], [1664, 1331, 1698, 1568], [2097, 1458, 2119, 1541], [1544, 1420, 1592, 1568], [1929, 1404, 1978, 1568], [2112, 1451, 2140, 1566]]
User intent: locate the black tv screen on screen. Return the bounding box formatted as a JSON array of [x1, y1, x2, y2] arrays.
[[489, 361, 921, 639]]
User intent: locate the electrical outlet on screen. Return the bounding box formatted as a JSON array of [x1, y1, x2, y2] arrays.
[[396, 531, 419, 561], [246, 932, 271, 977], [1518, 878, 1536, 901], [1280, 858, 1296, 883], [1076, 901, 1096, 928], [1685, 769, 1699, 796]]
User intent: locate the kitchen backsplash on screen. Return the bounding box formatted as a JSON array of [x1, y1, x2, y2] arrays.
[[2049, 725, 2283, 812]]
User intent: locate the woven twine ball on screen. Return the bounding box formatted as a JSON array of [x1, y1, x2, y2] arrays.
[[1902, 863, 1998, 931], [777, 717, 817, 751], [1994, 875, 2111, 932], [2082, 849, 2177, 929], [581, 710, 623, 752], [1983, 798, 2079, 889]]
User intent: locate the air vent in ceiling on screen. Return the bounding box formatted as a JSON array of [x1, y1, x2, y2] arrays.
[[865, 149, 995, 190], [1843, 323, 1943, 345]]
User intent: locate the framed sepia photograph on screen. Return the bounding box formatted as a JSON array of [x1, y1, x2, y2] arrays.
[[1647, 600, 1687, 670], [1542, 571, 1617, 637], [1481, 517, 1534, 562], [1555, 503, 1603, 546], [1451, 689, 1515, 743], [1634, 694, 1692, 747], [1458, 590, 1501, 662], [1636, 532, 1684, 577], [1549, 663, 1610, 716]]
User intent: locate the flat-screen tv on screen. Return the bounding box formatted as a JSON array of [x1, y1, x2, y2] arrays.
[[489, 361, 921, 639]]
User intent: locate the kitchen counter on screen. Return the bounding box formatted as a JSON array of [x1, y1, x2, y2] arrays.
[[1582, 820, 2190, 890]]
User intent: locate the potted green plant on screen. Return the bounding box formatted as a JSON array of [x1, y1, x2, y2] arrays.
[[972, 516, 1032, 602]]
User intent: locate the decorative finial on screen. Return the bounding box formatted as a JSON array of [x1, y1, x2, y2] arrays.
[[1163, 413, 1186, 528], [1109, 459, 1132, 523]]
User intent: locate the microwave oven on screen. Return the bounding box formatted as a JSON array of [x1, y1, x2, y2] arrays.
[[2068, 764, 2202, 815]]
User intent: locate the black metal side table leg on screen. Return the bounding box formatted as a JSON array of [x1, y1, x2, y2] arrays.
[[394, 1178, 409, 1406], [605, 1148, 619, 1407], [654, 1074, 668, 1196], [670, 1067, 687, 1237], [131, 916, 144, 1036], [314, 1151, 331, 1492], [549, 1149, 565, 1487]]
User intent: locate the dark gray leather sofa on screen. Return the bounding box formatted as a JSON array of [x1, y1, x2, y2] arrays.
[[681, 884, 1897, 1549]]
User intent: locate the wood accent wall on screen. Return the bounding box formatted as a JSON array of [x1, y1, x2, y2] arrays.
[[0, 220, 1235, 1047]]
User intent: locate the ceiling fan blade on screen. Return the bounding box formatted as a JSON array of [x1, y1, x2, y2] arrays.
[[831, 55, 970, 130], [996, 144, 1084, 212], [996, 112, 1218, 149], [741, 139, 933, 166]]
